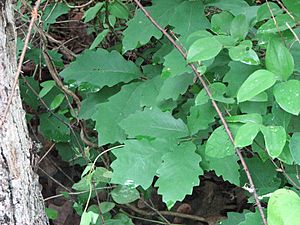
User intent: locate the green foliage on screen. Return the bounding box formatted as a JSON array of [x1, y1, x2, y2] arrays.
[[60, 49, 141, 88], [273, 80, 300, 115], [187, 37, 223, 62], [205, 126, 235, 158], [19, 0, 300, 224], [237, 69, 276, 103], [267, 189, 300, 225], [266, 39, 294, 80], [45, 208, 58, 220]]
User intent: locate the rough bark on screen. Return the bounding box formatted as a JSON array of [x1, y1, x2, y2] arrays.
[[0, 1, 49, 224]]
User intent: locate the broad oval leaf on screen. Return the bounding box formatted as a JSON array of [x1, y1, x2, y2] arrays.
[[273, 80, 300, 115], [225, 113, 263, 124], [257, 14, 296, 34], [230, 14, 249, 41], [257, 2, 282, 22], [282, 0, 300, 17], [120, 107, 189, 139], [108, 0, 129, 19], [205, 126, 235, 158], [260, 125, 286, 158], [235, 123, 260, 148], [83, 2, 104, 23], [266, 39, 294, 81], [268, 189, 300, 225], [211, 11, 234, 35], [111, 185, 140, 204], [187, 37, 223, 63], [50, 93, 65, 110], [289, 133, 300, 165], [237, 69, 276, 103], [60, 49, 141, 88]]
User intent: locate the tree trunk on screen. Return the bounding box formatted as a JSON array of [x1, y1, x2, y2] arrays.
[[0, 1, 49, 224]]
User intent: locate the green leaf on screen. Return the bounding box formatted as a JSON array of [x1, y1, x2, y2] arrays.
[[79, 86, 120, 120], [122, 10, 161, 52], [155, 143, 202, 209], [99, 202, 115, 214], [39, 80, 56, 98], [225, 113, 263, 124], [20, 77, 40, 110], [106, 213, 134, 225], [195, 82, 235, 105], [42, 3, 69, 30], [122, 0, 180, 52], [120, 107, 189, 139], [237, 69, 276, 103], [94, 167, 112, 183], [170, 1, 210, 38], [205, 126, 235, 158], [243, 157, 281, 195], [60, 49, 141, 88], [211, 11, 234, 35], [282, 0, 300, 17], [89, 29, 109, 49], [266, 39, 294, 80], [83, 2, 103, 23], [187, 103, 216, 135], [289, 133, 300, 165], [111, 185, 140, 204], [45, 208, 58, 220], [228, 41, 260, 65], [268, 189, 300, 225], [223, 61, 259, 97], [249, 92, 268, 102], [230, 14, 249, 40], [257, 2, 282, 22], [239, 210, 264, 225], [80, 211, 98, 225], [50, 93, 65, 110], [273, 80, 300, 115], [108, 0, 129, 19], [260, 125, 286, 158], [92, 83, 142, 145], [235, 123, 260, 148], [187, 37, 223, 63], [111, 139, 170, 189], [257, 14, 296, 34], [39, 113, 70, 142], [163, 49, 191, 77], [218, 212, 245, 225], [207, 0, 250, 16], [157, 73, 194, 101], [205, 154, 240, 186]]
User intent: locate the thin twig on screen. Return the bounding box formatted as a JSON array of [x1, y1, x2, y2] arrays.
[[275, 0, 294, 20], [265, 0, 285, 43], [63, 0, 95, 9], [44, 186, 115, 201], [38, 166, 72, 192], [36, 143, 55, 166], [0, 0, 42, 128], [132, 1, 268, 224], [124, 204, 207, 223], [93, 182, 106, 225], [286, 22, 300, 45], [142, 199, 171, 225]]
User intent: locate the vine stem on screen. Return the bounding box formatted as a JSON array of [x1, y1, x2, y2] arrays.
[[132, 1, 268, 224]]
